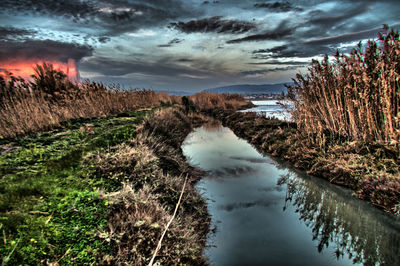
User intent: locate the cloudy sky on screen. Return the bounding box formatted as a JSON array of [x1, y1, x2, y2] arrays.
[[0, 0, 399, 92]]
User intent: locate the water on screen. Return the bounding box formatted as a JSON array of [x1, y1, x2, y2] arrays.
[[182, 125, 400, 266], [240, 100, 292, 121]]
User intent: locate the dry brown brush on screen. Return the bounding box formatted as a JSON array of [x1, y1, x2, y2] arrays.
[[189, 92, 252, 111], [0, 63, 179, 138], [84, 108, 209, 264], [287, 29, 400, 146]]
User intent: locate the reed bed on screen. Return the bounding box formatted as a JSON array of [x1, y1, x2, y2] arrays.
[[189, 92, 251, 111], [287, 29, 400, 146], [0, 63, 179, 138]]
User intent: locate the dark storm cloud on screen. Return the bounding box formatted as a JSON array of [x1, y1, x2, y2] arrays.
[[158, 38, 184, 48], [0, 40, 93, 62], [98, 36, 111, 43], [0, 26, 37, 41], [245, 0, 393, 59], [169, 16, 257, 34], [1, 0, 398, 90], [176, 58, 194, 63], [304, 26, 391, 46], [252, 43, 333, 59], [294, 3, 374, 40], [252, 24, 396, 60], [227, 21, 295, 43], [240, 66, 301, 76], [1, 0, 200, 36], [1, 0, 97, 22], [202, 1, 220, 5], [252, 41, 349, 60], [254, 1, 303, 12], [253, 47, 285, 54], [79, 56, 211, 78], [307, 5, 370, 28], [228, 1, 372, 48], [248, 60, 307, 66]]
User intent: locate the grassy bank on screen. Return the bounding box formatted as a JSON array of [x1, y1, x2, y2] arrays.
[[0, 107, 210, 264]]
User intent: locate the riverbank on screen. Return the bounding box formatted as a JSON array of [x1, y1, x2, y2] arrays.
[[0, 107, 210, 264], [181, 122, 400, 266], [205, 108, 400, 214]]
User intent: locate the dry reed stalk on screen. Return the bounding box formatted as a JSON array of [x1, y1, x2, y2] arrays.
[[0, 64, 180, 138], [287, 29, 400, 146]]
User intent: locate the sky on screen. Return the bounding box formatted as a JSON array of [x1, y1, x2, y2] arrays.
[[0, 0, 399, 92]]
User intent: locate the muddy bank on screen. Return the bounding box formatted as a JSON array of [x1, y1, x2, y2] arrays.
[[205, 108, 400, 214]]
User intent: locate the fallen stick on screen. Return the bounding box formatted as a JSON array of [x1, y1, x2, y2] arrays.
[[148, 175, 188, 266]]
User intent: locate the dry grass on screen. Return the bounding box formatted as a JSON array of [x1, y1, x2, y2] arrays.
[[99, 183, 203, 265], [189, 92, 252, 111], [83, 108, 209, 264], [287, 29, 400, 146], [0, 63, 179, 138]]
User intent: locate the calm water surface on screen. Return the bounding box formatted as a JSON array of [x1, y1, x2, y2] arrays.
[[182, 125, 400, 266], [240, 100, 292, 120]]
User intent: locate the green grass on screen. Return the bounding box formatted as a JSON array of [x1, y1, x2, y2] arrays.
[[0, 109, 152, 264]]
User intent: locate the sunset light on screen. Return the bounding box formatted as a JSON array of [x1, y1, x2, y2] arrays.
[[0, 58, 79, 81]]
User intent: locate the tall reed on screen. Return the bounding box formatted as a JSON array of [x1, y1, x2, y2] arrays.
[[0, 63, 179, 138], [287, 29, 400, 145]]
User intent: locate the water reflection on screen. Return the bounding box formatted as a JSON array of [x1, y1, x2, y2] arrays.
[[278, 172, 400, 265], [183, 125, 400, 265], [202, 119, 222, 131], [218, 199, 278, 212]]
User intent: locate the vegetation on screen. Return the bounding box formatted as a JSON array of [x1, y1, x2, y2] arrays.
[[203, 31, 400, 214], [89, 108, 209, 264], [0, 106, 210, 264], [1, 29, 399, 265], [0, 109, 150, 264], [0, 63, 179, 138], [188, 92, 252, 111], [287, 29, 400, 146], [0, 64, 211, 264]]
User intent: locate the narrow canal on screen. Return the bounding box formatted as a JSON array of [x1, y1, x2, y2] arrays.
[[182, 124, 400, 266]]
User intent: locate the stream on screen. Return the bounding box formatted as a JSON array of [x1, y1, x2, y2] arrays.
[[182, 124, 400, 266]]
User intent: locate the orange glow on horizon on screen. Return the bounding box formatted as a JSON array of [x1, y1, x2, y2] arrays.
[[0, 59, 80, 82]]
